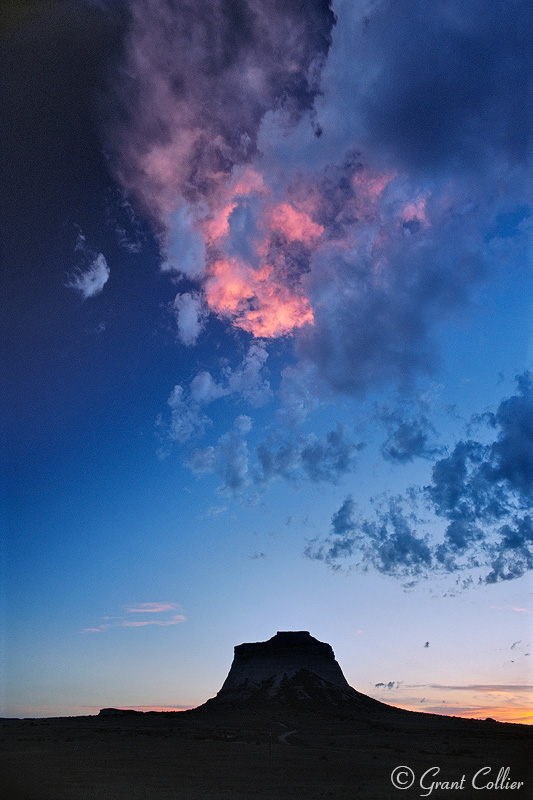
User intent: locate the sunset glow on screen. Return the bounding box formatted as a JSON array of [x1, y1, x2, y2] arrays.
[[205, 257, 314, 337]]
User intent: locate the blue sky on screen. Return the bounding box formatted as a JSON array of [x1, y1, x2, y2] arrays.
[[2, 0, 532, 722]]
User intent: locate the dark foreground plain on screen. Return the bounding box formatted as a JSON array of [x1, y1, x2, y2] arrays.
[[1, 704, 531, 800]]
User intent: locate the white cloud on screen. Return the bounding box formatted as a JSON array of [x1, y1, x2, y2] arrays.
[[234, 414, 253, 434], [66, 229, 110, 299], [163, 204, 206, 277], [164, 384, 210, 444], [173, 291, 207, 346], [224, 342, 272, 407], [189, 370, 227, 404], [190, 425, 250, 497], [67, 252, 110, 299], [158, 343, 271, 452]]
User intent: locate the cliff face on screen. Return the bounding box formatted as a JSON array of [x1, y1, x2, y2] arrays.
[[203, 631, 386, 711], [219, 631, 350, 693]]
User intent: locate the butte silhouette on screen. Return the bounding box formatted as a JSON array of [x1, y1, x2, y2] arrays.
[[198, 630, 388, 712]]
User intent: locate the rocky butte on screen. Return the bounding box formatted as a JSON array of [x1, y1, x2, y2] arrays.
[[200, 630, 388, 712]]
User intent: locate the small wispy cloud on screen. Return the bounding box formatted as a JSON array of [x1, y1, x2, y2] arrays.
[[407, 684, 533, 694], [81, 602, 186, 633], [121, 617, 186, 627], [66, 228, 110, 300], [204, 505, 228, 518], [491, 605, 533, 615], [123, 602, 178, 613]]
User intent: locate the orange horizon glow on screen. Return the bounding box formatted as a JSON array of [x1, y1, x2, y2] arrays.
[[391, 702, 533, 725], [5, 702, 531, 724]]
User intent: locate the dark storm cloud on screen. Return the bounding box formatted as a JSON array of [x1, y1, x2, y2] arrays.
[[336, 0, 533, 176], [294, 165, 488, 393], [308, 374, 533, 584], [281, 1, 531, 396]]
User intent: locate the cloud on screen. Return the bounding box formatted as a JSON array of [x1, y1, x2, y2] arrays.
[[103, 0, 335, 252], [255, 422, 363, 487], [105, 190, 146, 253], [66, 228, 110, 299], [375, 394, 443, 463], [276, 362, 323, 426], [205, 504, 228, 517], [158, 384, 210, 449], [410, 684, 533, 694], [307, 373, 533, 585], [306, 493, 433, 578], [190, 420, 250, 497], [234, 415, 253, 435], [491, 606, 533, 615], [428, 372, 533, 581], [490, 371, 533, 496], [123, 602, 178, 613], [82, 602, 186, 632], [293, 160, 490, 393], [328, 0, 533, 177], [100, 0, 530, 401], [157, 342, 271, 454], [223, 342, 272, 406], [172, 291, 207, 346], [187, 415, 362, 499], [189, 341, 271, 407], [121, 617, 186, 627], [484, 517, 533, 584]]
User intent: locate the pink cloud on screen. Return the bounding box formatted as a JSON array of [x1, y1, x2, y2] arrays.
[[491, 605, 533, 615], [123, 602, 179, 613], [82, 603, 186, 632], [122, 615, 186, 627]]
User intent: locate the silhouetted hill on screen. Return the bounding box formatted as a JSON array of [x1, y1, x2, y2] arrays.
[[197, 630, 394, 713]]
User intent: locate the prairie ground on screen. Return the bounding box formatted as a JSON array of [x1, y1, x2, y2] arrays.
[[1, 705, 531, 799]]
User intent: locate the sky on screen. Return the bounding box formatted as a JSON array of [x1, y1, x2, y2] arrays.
[[1, 0, 532, 723]]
